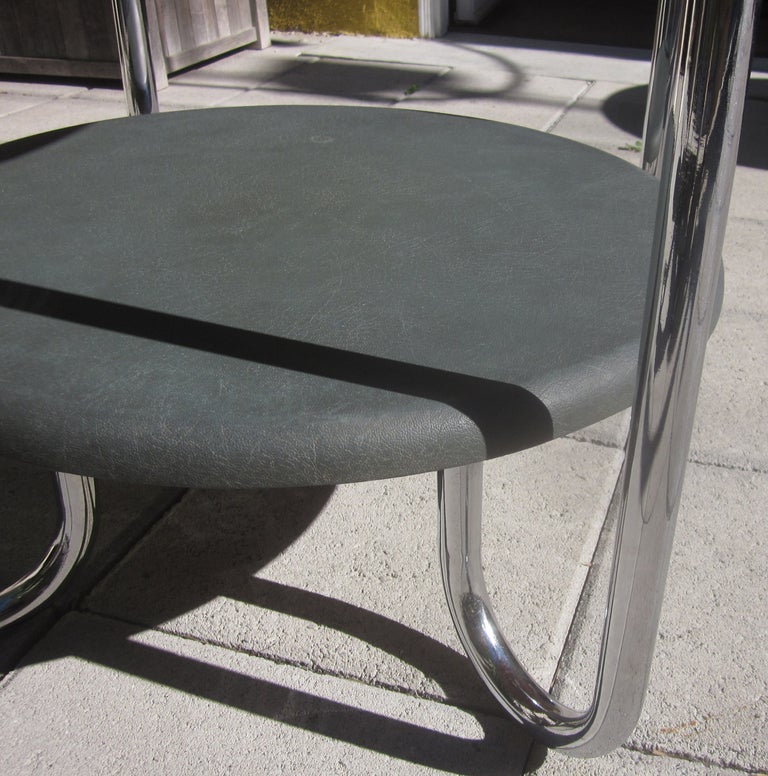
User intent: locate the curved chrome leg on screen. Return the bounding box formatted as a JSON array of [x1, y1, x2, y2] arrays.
[[440, 464, 594, 749], [440, 459, 679, 754], [0, 473, 95, 629], [440, 0, 757, 757]]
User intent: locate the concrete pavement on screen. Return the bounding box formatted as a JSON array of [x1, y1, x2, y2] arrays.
[[1, 31, 766, 775]]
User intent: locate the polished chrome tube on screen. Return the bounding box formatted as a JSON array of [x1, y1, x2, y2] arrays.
[[440, 0, 756, 756], [642, 0, 690, 175], [439, 464, 589, 734], [0, 473, 95, 628], [111, 0, 159, 116], [644, 0, 727, 323]]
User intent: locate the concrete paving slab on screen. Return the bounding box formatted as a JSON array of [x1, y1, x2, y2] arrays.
[[86, 438, 622, 713], [70, 82, 249, 111], [156, 83, 250, 110], [0, 78, 89, 98], [283, 34, 523, 71], [551, 80, 648, 161], [171, 46, 308, 89], [574, 78, 768, 170], [729, 165, 768, 222], [721, 217, 768, 316], [306, 33, 652, 85], [396, 72, 590, 130], [548, 462, 768, 774], [528, 744, 746, 774], [216, 86, 380, 108], [483, 442, 623, 682], [0, 97, 126, 144], [254, 57, 448, 105], [444, 36, 653, 85], [69, 85, 137, 105], [566, 411, 630, 451], [0, 612, 530, 775], [692, 310, 768, 471], [631, 463, 768, 772], [0, 459, 181, 674], [0, 92, 56, 118]]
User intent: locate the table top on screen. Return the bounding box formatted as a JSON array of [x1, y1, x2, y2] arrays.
[[0, 106, 657, 487]]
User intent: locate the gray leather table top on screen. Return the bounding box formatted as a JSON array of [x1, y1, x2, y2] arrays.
[[0, 106, 657, 487]]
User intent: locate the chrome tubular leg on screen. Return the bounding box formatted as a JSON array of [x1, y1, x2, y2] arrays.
[[642, 0, 687, 176], [111, 0, 159, 116], [439, 0, 757, 756], [439, 464, 590, 748], [439, 462, 591, 734], [0, 473, 95, 629]]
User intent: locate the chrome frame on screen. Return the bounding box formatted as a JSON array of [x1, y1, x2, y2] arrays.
[[0, 474, 95, 628], [0, 1, 154, 633], [111, 0, 268, 112], [439, 0, 757, 756], [111, 0, 159, 116], [1, 0, 755, 757]]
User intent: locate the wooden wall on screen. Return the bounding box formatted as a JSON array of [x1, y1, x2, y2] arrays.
[[0, 0, 269, 81], [0, 0, 119, 78], [154, 0, 265, 73]]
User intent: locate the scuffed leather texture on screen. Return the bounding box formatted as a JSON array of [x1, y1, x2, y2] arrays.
[[0, 107, 658, 487]]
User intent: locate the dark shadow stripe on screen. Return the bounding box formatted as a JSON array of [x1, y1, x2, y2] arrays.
[[0, 278, 553, 455]]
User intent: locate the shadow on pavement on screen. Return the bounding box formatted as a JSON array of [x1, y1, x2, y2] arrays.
[[2, 469, 531, 773], [603, 79, 768, 170]]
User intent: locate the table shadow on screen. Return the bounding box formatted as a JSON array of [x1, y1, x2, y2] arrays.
[[602, 80, 768, 170]]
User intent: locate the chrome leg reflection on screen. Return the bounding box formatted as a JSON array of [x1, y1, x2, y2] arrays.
[[111, 0, 159, 116], [439, 452, 685, 755], [439, 464, 591, 749], [439, 0, 757, 756], [0, 473, 95, 629]]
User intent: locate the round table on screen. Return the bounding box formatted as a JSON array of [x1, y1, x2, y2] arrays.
[[0, 106, 657, 487]]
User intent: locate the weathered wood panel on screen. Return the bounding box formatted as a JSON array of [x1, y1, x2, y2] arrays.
[[154, 0, 257, 61], [0, 0, 268, 80], [163, 27, 256, 71], [213, 0, 233, 38], [0, 1, 117, 61]]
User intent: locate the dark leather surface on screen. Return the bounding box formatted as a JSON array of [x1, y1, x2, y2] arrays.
[[0, 107, 657, 487]]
